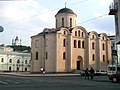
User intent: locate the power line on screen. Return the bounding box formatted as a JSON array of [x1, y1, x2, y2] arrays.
[[2, 0, 90, 26], [77, 14, 108, 25]]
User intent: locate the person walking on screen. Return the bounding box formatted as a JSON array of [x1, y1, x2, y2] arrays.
[[89, 67, 95, 79], [84, 68, 89, 80]]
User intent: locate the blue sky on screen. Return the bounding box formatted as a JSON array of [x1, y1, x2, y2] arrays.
[[0, 0, 114, 46]]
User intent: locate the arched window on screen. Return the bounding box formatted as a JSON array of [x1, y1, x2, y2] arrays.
[[9, 66, 11, 71], [82, 41, 84, 48], [1, 58, 4, 62], [102, 43, 105, 50], [74, 40, 77, 48], [78, 40, 81, 48], [75, 31, 77, 36], [70, 18, 72, 27], [82, 32, 84, 37], [92, 54, 95, 61], [25, 67, 27, 71], [17, 59, 20, 63], [62, 18, 64, 27], [35, 40, 39, 48], [63, 39, 66, 47], [9, 59, 12, 63], [64, 31, 66, 35], [25, 60, 28, 64], [92, 42, 95, 49], [35, 52, 38, 60], [63, 52, 66, 59], [78, 31, 80, 37], [102, 37, 104, 40], [103, 55, 105, 62], [92, 35, 94, 39]]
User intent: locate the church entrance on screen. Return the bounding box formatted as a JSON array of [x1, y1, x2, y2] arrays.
[[76, 56, 83, 70]]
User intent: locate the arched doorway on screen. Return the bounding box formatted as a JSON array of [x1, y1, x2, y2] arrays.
[[77, 56, 83, 70]]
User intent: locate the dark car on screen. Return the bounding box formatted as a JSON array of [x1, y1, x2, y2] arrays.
[[109, 73, 120, 83]]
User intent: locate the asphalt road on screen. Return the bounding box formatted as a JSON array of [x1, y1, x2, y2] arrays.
[[0, 74, 120, 90]]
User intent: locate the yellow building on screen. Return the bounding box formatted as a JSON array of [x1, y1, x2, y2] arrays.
[[31, 7, 112, 73]]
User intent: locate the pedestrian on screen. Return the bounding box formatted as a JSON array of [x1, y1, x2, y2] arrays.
[[84, 68, 89, 80], [41, 67, 43, 74], [89, 67, 95, 79]]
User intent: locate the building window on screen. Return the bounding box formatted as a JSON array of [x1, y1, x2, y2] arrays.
[[64, 31, 66, 35], [82, 32, 84, 37], [82, 41, 84, 48], [74, 40, 77, 48], [92, 35, 94, 39], [9, 66, 11, 71], [17, 59, 20, 63], [35, 40, 39, 48], [102, 43, 105, 50], [9, 59, 12, 63], [62, 18, 64, 27], [25, 60, 28, 64], [70, 18, 72, 27], [102, 37, 104, 40], [103, 55, 105, 62], [75, 31, 77, 36], [63, 39, 66, 47], [78, 40, 81, 48], [78, 31, 80, 37], [92, 54, 95, 61], [92, 42, 95, 49], [46, 52, 48, 60], [35, 52, 38, 60], [1, 58, 4, 62], [25, 67, 27, 71], [63, 52, 66, 59]]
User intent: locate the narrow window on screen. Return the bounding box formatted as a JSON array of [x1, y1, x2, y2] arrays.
[[82, 41, 84, 48], [25, 60, 28, 64], [63, 52, 66, 59], [78, 31, 80, 37], [74, 40, 77, 48], [35, 40, 39, 48], [92, 35, 94, 39], [1, 58, 4, 62], [62, 18, 64, 27], [102, 43, 105, 50], [75, 31, 77, 36], [70, 18, 72, 27], [9, 59, 12, 63], [92, 54, 95, 61], [35, 52, 38, 60], [82, 32, 84, 37], [92, 42, 95, 49], [63, 39, 66, 47], [64, 31, 66, 35], [78, 40, 81, 48], [103, 55, 105, 62], [17, 59, 20, 63]]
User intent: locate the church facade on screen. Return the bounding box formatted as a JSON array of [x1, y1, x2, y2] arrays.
[[30, 7, 112, 73]]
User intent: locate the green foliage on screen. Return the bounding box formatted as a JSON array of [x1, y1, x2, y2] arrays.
[[10, 45, 31, 52]]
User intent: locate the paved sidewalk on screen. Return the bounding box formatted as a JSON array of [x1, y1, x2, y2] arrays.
[[0, 72, 80, 77]]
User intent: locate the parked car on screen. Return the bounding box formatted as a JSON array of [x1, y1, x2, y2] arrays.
[[109, 73, 120, 83], [95, 70, 107, 76]]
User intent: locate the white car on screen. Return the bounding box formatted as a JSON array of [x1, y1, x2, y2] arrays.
[[95, 70, 107, 76]]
